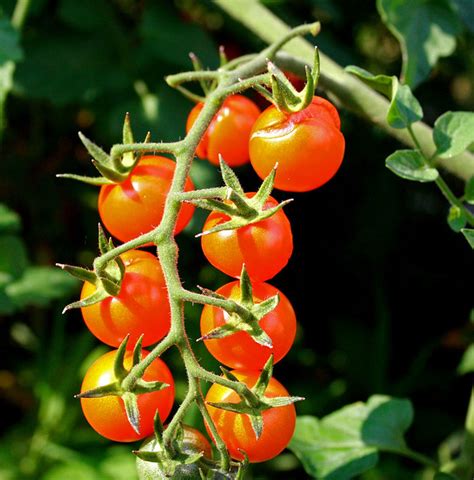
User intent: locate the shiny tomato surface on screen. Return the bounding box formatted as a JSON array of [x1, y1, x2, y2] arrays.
[[81, 250, 170, 348], [81, 349, 174, 442], [98, 155, 194, 243], [249, 96, 345, 192]]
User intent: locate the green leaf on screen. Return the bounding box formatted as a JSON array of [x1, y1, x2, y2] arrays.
[[461, 228, 474, 248], [434, 473, 459, 480], [450, 0, 474, 32], [457, 344, 474, 375], [289, 395, 416, 479], [387, 83, 423, 129], [0, 61, 14, 133], [377, 0, 461, 88], [0, 18, 23, 64], [6, 266, 78, 308], [433, 112, 474, 159], [386, 150, 438, 182], [465, 177, 474, 204], [289, 411, 378, 480], [0, 204, 21, 233], [447, 206, 467, 232], [345, 66, 393, 97], [362, 396, 413, 451], [0, 235, 28, 280]]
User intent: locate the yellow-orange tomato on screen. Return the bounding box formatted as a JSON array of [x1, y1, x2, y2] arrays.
[[80, 349, 174, 442], [81, 250, 170, 348], [249, 96, 345, 192], [201, 194, 293, 282], [98, 155, 194, 243], [200, 281, 296, 369], [205, 370, 296, 462], [186, 95, 260, 167]]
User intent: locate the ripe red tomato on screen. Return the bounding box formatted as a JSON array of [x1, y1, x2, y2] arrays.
[[136, 425, 212, 479], [186, 95, 260, 167], [81, 250, 170, 348], [80, 349, 175, 442], [201, 194, 293, 282], [205, 370, 296, 462], [98, 155, 194, 243], [200, 281, 296, 369], [249, 96, 345, 192]]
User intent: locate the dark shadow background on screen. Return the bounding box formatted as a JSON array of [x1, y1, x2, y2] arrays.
[[0, 0, 473, 478]]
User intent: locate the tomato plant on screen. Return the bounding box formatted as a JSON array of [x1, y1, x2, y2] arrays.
[[200, 280, 296, 369], [98, 155, 195, 243], [201, 193, 293, 282], [80, 249, 171, 348], [249, 96, 345, 192], [186, 94, 260, 167], [80, 349, 175, 442], [205, 370, 296, 463]]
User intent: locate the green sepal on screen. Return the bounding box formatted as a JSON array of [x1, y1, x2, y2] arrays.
[[132, 335, 144, 365], [56, 263, 96, 284], [98, 223, 109, 255], [235, 453, 249, 480], [264, 395, 306, 407], [134, 378, 170, 395], [253, 355, 273, 397], [249, 413, 264, 439], [239, 265, 253, 306], [122, 112, 134, 144], [252, 296, 279, 319], [252, 164, 278, 210], [75, 383, 121, 399], [253, 84, 275, 103], [114, 335, 130, 380], [187, 198, 237, 216], [219, 45, 228, 67], [196, 285, 227, 301], [78, 131, 111, 166], [267, 47, 319, 113], [220, 157, 245, 194], [91, 159, 128, 183], [153, 409, 164, 439], [56, 173, 114, 186], [219, 366, 241, 384], [123, 391, 141, 434], [133, 450, 162, 463], [62, 288, 109, 313]]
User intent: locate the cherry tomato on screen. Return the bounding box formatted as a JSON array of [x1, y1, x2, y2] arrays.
[[249, 96, 345, 192], [81, 250, 170, 348], [205, 370, 296, 462], [201, 194, 292, 282], [98, 155, 194, 243], [136, 425, 212, 480], [200, 281, 296, 369], [80, 349, 174, 442], [186, 95, 260, 167]]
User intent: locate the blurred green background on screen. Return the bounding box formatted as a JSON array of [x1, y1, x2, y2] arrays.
[[0, 0, 473, 479]]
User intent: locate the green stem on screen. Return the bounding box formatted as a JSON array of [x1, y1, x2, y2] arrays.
[[394, 448, 438, 469], [460, 387, 474, 476], [11, 0, 31, 30], [174, 187, 229, 201], [110, 141, 182, 160], [215, 0, 474, 182]]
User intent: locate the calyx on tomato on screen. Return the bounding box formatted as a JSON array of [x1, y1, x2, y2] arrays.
[[268, 46, 320, 113], [77, 336, 170, 435], [198, 265, 278, 348], [207, 356, 304, 439], [58, 113, 149, 185], [190, 157, 291, 237], [59, 225, 126, 311]]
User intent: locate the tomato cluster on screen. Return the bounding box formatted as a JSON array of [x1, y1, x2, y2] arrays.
[[72, 75, 344, 470]]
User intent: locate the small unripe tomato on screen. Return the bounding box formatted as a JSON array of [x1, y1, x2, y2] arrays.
[[186, 94, 260, 167], [98, 155, 194, 243], [200, 280, 296, 369], [201, 193, 293, 282], [136, 425, 212, 480], [249, 96, 345, 192], [80, 349, 175, 442], [205, 370, 296, 462], [80, 250, 170, 348]]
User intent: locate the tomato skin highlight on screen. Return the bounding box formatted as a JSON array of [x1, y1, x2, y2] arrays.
[[205, 371, 296, 462], [80, 349, 175, 442], [98, 155, 194, 243], [249, 96, 345, 192], [80, 250, 170, 348], [200, 281, 296, 369], [201, 194, 293, 282], [186, 94, 260, 167]]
